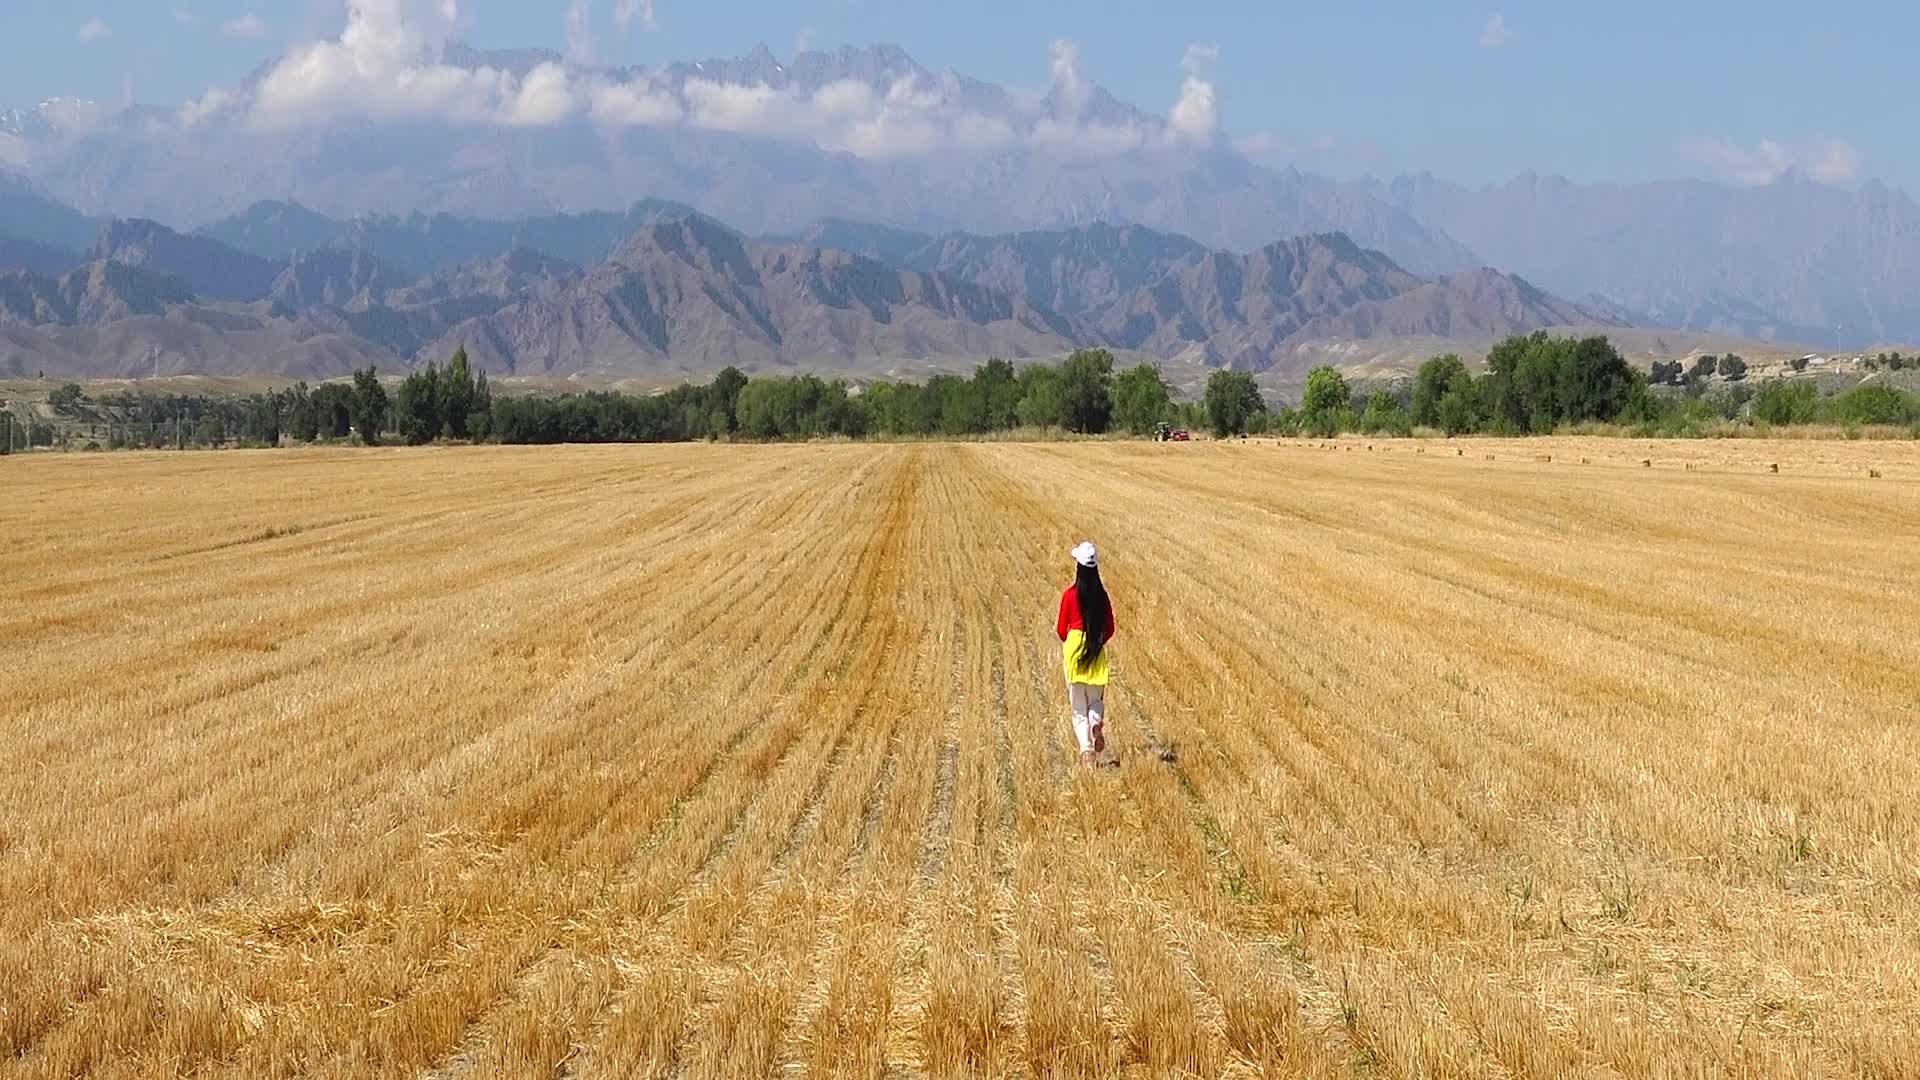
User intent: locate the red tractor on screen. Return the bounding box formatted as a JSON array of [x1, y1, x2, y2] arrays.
[[1155, 423, 1192, 442]]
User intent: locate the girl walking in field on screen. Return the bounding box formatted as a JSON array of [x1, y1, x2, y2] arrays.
[[1057, 541, 1115, 770]]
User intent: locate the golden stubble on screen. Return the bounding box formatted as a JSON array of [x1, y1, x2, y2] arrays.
[[2, 436, 1917, 1077]]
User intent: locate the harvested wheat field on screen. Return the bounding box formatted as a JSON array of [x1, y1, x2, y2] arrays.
[[4, 439, 1919, 1079]]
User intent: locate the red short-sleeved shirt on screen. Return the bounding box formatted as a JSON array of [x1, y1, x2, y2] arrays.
[[1056, 586, 1117, 641]]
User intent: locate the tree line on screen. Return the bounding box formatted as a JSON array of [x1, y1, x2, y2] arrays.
[[14, 334, 1919, 452]]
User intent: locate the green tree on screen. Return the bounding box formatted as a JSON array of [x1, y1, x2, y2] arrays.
[[1647, 360, 1684, 386], [49, 383, 85, 415], [1300, 366, 1351, 438], [1057, 349, 1115, 433], [861, 381, 925, 436], [1410, 354, 1472, 428], [1752, 380, 1820, 425], [287, 382, 318, 442], [1358, 391, 1413, 436], [1716, 354, 1748, 382], [973, 358, 1021, 430], [1203, 369, 1265, 437], [929, 373, 986, 434], [350, 367, 389, 446], [709, 365, 747, 435], [1824, 384, 1919, 425], [1555, 336, 1639, 424], [312, 383, 354, 439], [394, 362, 442, 445], [1016, 364, 1067, 429], [440, 347, 478, 438], [248, 393, 282, 446], [1114, 362, 1175, 435], [470, 371, 494, 440]]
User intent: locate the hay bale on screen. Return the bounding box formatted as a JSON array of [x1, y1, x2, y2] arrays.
[[1769, 463, 1779, 474]]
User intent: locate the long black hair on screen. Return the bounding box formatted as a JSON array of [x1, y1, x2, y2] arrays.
[[1075, 561, 1111, 667]]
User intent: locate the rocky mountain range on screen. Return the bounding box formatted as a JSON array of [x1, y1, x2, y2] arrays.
[[3, 41, 1918, 351], [0, 191, 1619, 380]]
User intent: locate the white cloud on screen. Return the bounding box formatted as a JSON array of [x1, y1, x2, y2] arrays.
[[179, 86, 240, 128], [79, 17, 111, 42], [171, 8, 195, 25], [223, 13, 268, 39], [589, 74, 682, 126], [1479, 14, 1511, 49], [1027, 37, 1156, 155], [250, 0, 536, 129], [1168, 43, 1220, 145], [1806, 138, 1864, 183], [614, 0, 656, 31], [506, 64, 577, 127], [1679, 135, 1863, 187], [1047, 38, 1089, 121], [565, 0, 594, 64], [795, 25, 816, 54], [184, 11, 1226, 165]]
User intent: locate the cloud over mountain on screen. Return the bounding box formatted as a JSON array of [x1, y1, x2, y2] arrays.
[[168, 0, 1239, 160], [1679, 135, 1864, 187]]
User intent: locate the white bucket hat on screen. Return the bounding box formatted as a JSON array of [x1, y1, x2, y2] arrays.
[[1071, 541, 1098, 568]]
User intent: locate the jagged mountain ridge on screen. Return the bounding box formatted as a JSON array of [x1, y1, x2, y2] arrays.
[[432, 216, 1089, 376], [0, 195, 1621, 379]]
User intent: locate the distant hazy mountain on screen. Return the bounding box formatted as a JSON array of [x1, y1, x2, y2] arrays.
[[268, 249, 407, 316], [91, 220, 278, 302], [198, 199, 704, 278], [0, 261, 193, 327], [905, 222, 1213, 317], [0, 235, 82, 278], [0, 172, 96, 252], [1379, 171, 1920, 346]]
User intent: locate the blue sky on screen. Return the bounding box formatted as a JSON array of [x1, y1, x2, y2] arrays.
[[4, 0, 1905, 191]]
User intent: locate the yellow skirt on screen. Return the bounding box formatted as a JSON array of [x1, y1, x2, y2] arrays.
[[1061, 629, 1110, 686]]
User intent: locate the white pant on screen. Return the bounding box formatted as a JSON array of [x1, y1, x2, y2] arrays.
[[1068, 683, 1105, 753]]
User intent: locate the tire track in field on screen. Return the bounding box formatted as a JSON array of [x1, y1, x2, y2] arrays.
[[661, 448, 927, 1079], [543, 449, 925, 1079]]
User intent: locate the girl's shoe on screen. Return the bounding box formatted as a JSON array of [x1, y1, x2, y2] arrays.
[[1079, 749, 1096, 770]]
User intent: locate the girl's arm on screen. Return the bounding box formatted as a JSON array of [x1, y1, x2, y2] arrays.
[[1056, 590, 1071, 641]]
